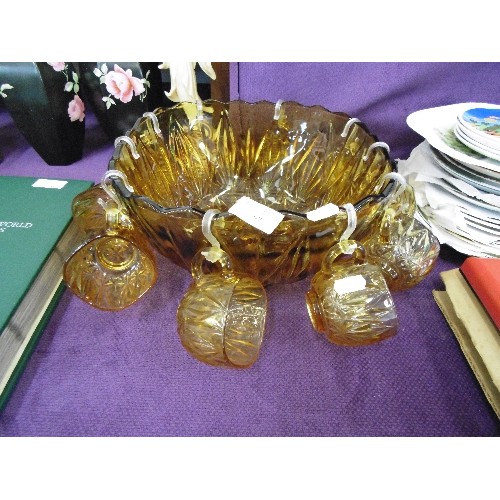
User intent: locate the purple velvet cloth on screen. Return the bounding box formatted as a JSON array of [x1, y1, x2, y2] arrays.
[[0, 63, 499, 436]]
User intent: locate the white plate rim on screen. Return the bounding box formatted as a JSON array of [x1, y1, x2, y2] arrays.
[[438, 149, 500, 181], [438, 178, 500, 213], [456, 120, 500, 152], [431, 149, 500, 196], [407, 102, 500, 174], [459, 107, 500, 141], [454, 125, 500, 161]]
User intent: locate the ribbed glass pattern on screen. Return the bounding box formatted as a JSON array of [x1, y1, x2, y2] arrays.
[[177, 250, 267, 367], [109, 100, 395, 284], [306, 240, 398, 346], [63, 186, 157, 310], [360, 185, 440, 290]]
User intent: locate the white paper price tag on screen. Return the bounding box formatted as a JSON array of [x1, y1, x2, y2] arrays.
[[228, 196, 285, 234], [333, 274, 366, 295], [306, 203, 340, 221], [32, 179, 68, 189]]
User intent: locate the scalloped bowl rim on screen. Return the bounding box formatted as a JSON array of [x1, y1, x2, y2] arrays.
[[107, 99, 399, 218]]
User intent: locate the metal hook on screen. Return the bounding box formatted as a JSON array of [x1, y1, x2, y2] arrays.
[[114, 136, 140, 160], [362, 142, 390, 162]]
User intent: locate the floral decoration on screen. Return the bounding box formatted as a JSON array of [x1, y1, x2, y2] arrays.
[[68, 94, 85, 122], [47, 62, 85, 122], [47, 62, 66, 72], [0, 83, 14, 98], [93, 64, 150, 109]]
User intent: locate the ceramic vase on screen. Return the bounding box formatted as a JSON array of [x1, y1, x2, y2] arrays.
[[79, 62, 164, 140], [0, 62, 85, 165]]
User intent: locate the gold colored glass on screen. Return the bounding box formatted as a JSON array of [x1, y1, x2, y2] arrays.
[[360, 184, 440, 291], [177, 248, 267, 368], [58, 100, 444, 362], [306, 240, 398, 346], [63, 185, 158, 310], [108, 100, 397, 285]]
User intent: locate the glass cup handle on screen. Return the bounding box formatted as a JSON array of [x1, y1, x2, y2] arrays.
[[322, 240, 367, 271], [192, 208, 236, 282], [191, 248, 235, 283]]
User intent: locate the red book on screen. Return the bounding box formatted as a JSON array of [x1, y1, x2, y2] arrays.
[[460, 257, 500, 331]]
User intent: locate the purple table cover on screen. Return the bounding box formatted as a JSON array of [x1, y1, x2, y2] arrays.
[[0, 62, 498, 436]]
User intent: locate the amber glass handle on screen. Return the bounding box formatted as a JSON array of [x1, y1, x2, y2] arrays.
[[191, 248, 235, 283], [322, 240, 367, 271]]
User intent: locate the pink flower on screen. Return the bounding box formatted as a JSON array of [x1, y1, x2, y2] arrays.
[[104, 64, 145, 103], [48, 62, 65, 72], [68, 94, 85, 122]]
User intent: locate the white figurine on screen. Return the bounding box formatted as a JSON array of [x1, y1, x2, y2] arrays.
[[158, 62, 216, 103]]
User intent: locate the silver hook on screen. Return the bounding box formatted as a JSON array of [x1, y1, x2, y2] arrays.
[[114, 136, 140, 160], [142, 111, 162, 136], [362, 141, 390, 162], [341, 118, 361, 138]]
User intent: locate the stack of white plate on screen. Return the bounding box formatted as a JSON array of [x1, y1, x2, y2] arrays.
[[399, 102, 500, 257], [455, 107, 500, 162]]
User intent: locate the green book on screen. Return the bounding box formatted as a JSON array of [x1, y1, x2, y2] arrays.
[[0, 176, 93, 410]]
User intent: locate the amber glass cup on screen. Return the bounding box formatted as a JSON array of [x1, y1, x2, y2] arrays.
[[359, 184, 440, 291], [177, 248, 267, 368], [306, 240, 398, 346], [63, 185, 157, 310]]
